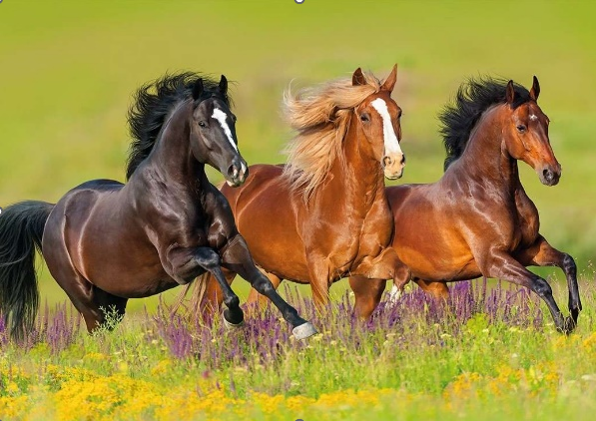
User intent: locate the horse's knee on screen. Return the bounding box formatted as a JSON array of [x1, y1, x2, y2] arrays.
[[562, 254, 577, 274], [253, 279, 275, 295], [532, 277, 553, 298]]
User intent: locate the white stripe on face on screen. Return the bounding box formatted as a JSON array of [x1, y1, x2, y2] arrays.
[[371, 98, 403, 155], [211, 108, 238, 151]]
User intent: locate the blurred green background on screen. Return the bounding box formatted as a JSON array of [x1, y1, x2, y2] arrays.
[[1, 0, 595, 311]]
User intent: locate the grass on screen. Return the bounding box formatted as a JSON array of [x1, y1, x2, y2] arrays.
[[1, 1, 595, 309], [1, 279, 596, 420], [0, 1, 595, 418]]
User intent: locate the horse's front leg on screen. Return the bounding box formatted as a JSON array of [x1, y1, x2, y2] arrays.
[[167, 247, 244, 325], [220, 235, 317, 339], [515, 235, 581, 327], [481, 249, 574, 334], [350, 247, 411, 317]]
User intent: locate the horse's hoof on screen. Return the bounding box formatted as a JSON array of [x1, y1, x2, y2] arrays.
[[387, 284, 402, 305], [556, 316, 577, 335], [222, 310, 244, 329], [292, 322, 317, 340]]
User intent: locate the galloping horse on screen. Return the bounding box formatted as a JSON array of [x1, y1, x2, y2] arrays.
[[196, 66, 409, 315], [0, 72, 315, 340], [349, 76, 581, 333]]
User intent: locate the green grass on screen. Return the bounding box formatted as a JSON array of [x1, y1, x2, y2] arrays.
[[1, 280, 596, 420], [2, 0, 595, 308]]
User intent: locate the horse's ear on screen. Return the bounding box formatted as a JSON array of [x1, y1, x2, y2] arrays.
[[529, 75, 540, 101], [352, 68, 366, 86], [192, 78, 204, 100], [219, 75, 228, 95], [506, 80, 516, 105], [380, 64, 398, 92]]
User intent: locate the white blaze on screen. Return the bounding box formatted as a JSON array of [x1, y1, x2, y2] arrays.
[[371, 98, 403, 156], [529, 114, 538, 121], [211, 108, 238, 151]]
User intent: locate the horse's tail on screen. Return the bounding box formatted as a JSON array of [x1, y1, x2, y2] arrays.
[[173, 272, 213, 318], [0, 200, 54, 339]]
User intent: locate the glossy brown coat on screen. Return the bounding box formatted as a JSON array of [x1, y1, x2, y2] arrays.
[[349, 77, 581, 334], [197, 66, 409, 313]]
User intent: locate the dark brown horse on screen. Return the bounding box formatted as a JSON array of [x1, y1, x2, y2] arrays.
[[0, 72, 316, 340], [349, 76, 581, 333], [196, 66, 409, 314]]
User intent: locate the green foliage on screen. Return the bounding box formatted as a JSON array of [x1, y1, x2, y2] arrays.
[[0, 1, 594, 307]]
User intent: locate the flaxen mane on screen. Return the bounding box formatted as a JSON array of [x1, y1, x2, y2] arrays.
[[440, 76, 531, 171], [282, 72, 382, 198]]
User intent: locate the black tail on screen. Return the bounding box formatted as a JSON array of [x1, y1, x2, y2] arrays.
[[0, 200, 54, 340]]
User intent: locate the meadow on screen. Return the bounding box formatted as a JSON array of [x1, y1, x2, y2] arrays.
[[2, 281, 596, 420], [1, 0, 596, 419]]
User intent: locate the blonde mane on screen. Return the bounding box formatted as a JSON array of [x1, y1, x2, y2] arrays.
[[282, 71, 382, 199]]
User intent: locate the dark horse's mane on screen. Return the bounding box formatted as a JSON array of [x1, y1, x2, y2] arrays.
[[126, 72, 230, 180], [439, 77, 531, 170]]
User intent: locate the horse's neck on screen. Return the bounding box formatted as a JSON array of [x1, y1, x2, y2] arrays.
[[459, 108, 521, 192], [147, 102, 208, 189], [324, 117, 386, 213]]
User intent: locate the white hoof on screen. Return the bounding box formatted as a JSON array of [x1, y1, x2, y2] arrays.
[[292, 322, 317, 340], [387, 284, 402, 305]]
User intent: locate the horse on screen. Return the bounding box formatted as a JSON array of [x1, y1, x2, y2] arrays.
[[0, 72, 316, 340], [349, 76, 581, 334], [194, 65, 410, 316]]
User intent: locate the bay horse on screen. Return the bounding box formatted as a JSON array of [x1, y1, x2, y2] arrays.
[[349, 76, 581, 333], [195, 66, 410, 315], [0, 72, 316, 340]]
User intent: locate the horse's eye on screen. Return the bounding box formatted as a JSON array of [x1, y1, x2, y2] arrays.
[[516, 125, 527, 133], [360, 113, 370, 122], [198, 121, 207, 128]]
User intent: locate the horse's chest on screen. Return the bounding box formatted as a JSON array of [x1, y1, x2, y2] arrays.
[[329, 209, 392, 272], [513, 191, 540, 247]]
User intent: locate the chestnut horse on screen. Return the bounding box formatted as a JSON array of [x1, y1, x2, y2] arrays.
[[0, 73, 315, 340], [195, 66, 409, 314], [349, 76, 581, 333]]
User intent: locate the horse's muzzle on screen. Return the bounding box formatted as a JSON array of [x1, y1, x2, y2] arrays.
[[538, 165, 561, 186], [383, 153, 406, 180], [226, 158, 249, 187]]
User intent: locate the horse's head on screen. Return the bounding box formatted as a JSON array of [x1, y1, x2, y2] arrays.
[[503, 77, 561, 186], [352, 65, 405, 180], [189, 76, 248, 187]]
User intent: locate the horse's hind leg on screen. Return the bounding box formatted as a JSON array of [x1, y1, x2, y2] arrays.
[[414, 279, 450, 301], [515, 235, 581, 326], [44, 225, 114, 332], [92, 286, 128, 328]]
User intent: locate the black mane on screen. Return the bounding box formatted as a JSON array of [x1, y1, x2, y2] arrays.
[[125, 72, 229, 180], [439, 77, 531, 170]]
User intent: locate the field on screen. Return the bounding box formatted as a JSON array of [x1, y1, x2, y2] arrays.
[[1, 0, 595, 420]]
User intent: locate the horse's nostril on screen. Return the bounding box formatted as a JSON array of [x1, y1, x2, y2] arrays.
[[543, 169, 553, 181], [400, 154, 406, 165], [383, 156, 393, 167], [227, 165, 238, 179]]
